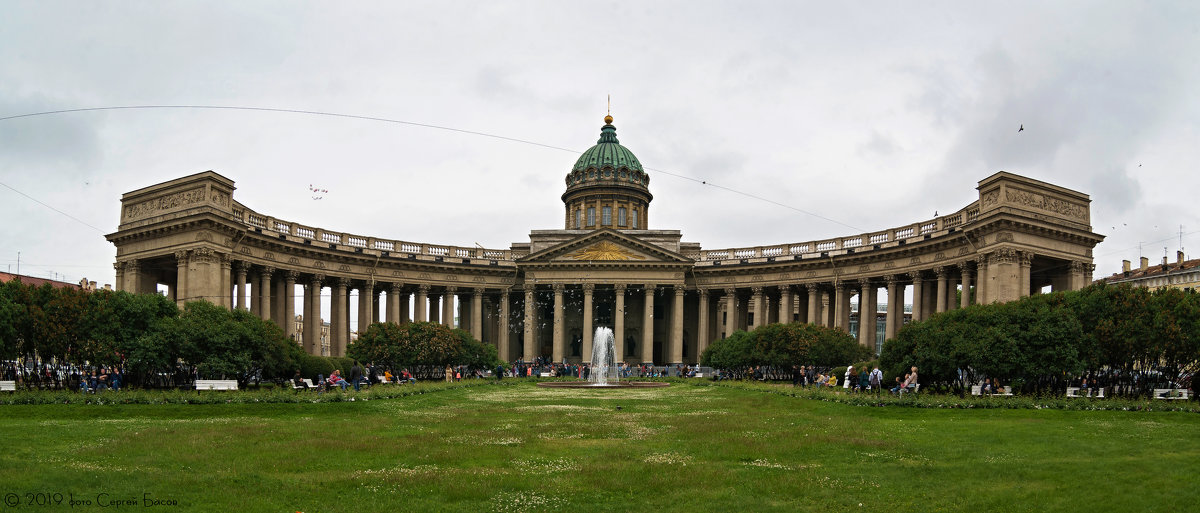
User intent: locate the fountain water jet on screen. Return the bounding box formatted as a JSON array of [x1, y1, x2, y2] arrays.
[[536, 327, 668, 388]]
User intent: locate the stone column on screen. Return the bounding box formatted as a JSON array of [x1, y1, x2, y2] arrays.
[[234, 261, 249, 310], [778, 285, 792, 324], [305, 275, 324, 355], [642, 285, 655, 364], [250, 271, 261, 317], [581, 284, 595, 364], [498, 290, 511, 361], [523, 284, 536, 361], [372, 290, 381, 326], [935, 267, 949, 313], [751, 286, 765, 328], [415, 284, 429, 322], [1019, 252, 1033, 297], [885, 275, 901, 341], [174, 251, 189, 306], [472, 287, 484, 340], [614, 285, 626, 362], [332, 278, 349, 357], [429, 293, 441, 324], [259, 267, 274, 322], [989, 249, 1020, 303], [388, 284, 402, 324], [724, 288, 738, 338], [670, 286, 684, 364], [909, 272, 924, 321], [363, 282, 376, 328], [697, 290, 710, 358], [858, 279, 877, 348], [1069, 261, 1088, 291], [960, 264, 974, 308], [947, 271, 960, 311], [219, 255, 233, 308], [806, 284, 820, 326], [284, 271, 299, 339], [551, 284, 565, 363], [399, 289, 411, 323], [441, 287, 455, 327], [834, 281, 852, 331], [976, 257, 989, 305]]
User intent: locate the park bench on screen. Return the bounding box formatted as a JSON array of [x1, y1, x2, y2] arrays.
[[292, 379, 318, 391], [971, 385, 982, 396], [0, 380, 16, 392], [1067, 387, 1105, 398], [195, 379, 238, 392], [1153, 388, 1189, 400], [990, 387, 1013, 397]]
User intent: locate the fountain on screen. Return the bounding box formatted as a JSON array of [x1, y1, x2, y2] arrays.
[[536, 327, 669, 388]]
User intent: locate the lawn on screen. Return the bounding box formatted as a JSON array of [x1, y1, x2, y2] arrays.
[[1, 381, 1197, 512]]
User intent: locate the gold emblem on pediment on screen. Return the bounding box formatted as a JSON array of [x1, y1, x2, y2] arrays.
[[569, 241, 645, 261]]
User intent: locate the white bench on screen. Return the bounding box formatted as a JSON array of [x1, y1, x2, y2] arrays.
[[195, 379, 238, 391], [1067, 387, 1104, 398], [971, 385, 982, 396], [292, 379, 318, 390], [1153, 388, 1189, 400], [990, 387, 1013, 397], [0, 380, 16, 392]]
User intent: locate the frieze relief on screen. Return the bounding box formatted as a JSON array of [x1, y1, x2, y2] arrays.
[[909, 257, 922, 265], [445, 274, 460, 281], [472, 276, 486, 283], [123, 187, 206, 221], [858, 265, 871, 273], [418, 272, 433, 280], [804, 271, 817, 278], [1005, 188, 1088, 221], [263, 252, 275, 261], [313, 260, 326, 269], [981, 190, 1000, 208], [287, 257, 300, 264], [239, 247, 251, 255], [958, 248, 970, 256], [391, 270, 404, 277], [338, 265, 351, 272], [995, 232, 1014, 243]]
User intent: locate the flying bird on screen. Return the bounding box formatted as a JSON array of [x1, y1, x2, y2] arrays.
[[309, 184, 329, 200], [1018, 124, 1024, 133]]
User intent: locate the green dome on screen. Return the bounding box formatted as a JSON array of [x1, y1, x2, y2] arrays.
[[572, 123, 643, 172]]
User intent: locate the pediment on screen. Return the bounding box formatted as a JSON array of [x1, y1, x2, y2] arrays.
[[518, 229, 692, 264]]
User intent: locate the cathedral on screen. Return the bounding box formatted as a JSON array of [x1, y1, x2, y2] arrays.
[[107, 115, 1104, 364]]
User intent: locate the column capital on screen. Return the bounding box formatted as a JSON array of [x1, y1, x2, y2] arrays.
[[776, 284, 790, 294], [699, 288, 710, 298], [310, 274, 325, 285], [500, 289, 510, 299], [552, 283, 565, 292], [724, 287, 737, 296], [934, 266, 949, 279], [285, 269, 300, 281], [1069, 260, 1089, 274], [614, 283, 627, 292], [674, 285, 685, 296], [857, 277, 873, 288], [261, 265, 276, 276], [235, 261, 251, 274], [751, 286, 763, 294], [473, 286, 485, 294], [418, 283, 431, 292], [445, 285, 458, 294], [991, 248, 1018, 265], [582, 283, 595, 293], [644, 284, 657, 292], [173, 250, 189, 261], [523, 283, 536, 293], [1019, 251, 1034, 268], [884, 274, 900, 286], [805, 283, 820, 293], [336, 277, 352, 287], [390, 282, 402, 293]]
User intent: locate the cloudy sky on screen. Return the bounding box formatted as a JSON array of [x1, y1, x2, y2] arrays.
[[3, 1, 1199, 290]]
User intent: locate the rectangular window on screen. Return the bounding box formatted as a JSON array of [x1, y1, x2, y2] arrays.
[[587, 207, 595, 226], [574, 209, 581, 229], [618, 207, 627, 226], [631, 209, 639, 229], [602, 206, 612, 225]]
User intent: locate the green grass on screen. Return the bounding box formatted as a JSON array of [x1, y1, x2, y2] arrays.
[[1, 382, 1198, 512]]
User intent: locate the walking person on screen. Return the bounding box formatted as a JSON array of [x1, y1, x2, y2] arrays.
[[843, 366, 853, 392], [870, 366, 883, 397]]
